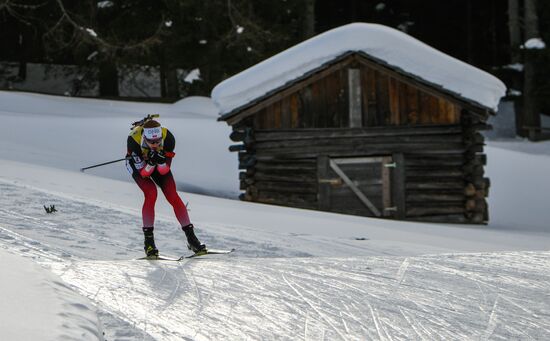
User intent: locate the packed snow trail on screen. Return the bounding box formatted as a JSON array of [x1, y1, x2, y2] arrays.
[[1, 180, 550, 340], [43, 252, 550, 340]]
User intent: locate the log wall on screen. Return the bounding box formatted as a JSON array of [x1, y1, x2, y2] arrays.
[[231, 122, 490, 224]]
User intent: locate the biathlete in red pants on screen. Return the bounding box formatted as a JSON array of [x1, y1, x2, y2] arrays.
[[126, 118, 206, 257]]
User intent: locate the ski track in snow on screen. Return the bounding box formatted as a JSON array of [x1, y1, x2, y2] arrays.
[[1, 181, 550, 340]]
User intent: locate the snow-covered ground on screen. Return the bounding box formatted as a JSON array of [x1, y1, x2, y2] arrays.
[[1, 90, 550, 340]]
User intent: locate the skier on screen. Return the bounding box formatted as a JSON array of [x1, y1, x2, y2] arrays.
[[126, 118, 206, 257]]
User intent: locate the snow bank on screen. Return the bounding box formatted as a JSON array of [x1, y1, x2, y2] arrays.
[[172, 96, 219, 118], [0, 248, 101, 340], [212, 22, 506, 115], [486, 142, 550, 232]]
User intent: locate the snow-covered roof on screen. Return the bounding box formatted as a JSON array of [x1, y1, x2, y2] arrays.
[[212, 23, 506, 118]]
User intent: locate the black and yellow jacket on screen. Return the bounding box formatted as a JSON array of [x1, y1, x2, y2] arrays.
[[126, 126, 176, 177]]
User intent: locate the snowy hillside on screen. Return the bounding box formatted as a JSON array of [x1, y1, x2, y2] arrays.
[[1, 91, 549, 340]]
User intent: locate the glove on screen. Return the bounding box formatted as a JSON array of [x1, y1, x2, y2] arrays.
[[146, 150, 156, 166], [147, 150, 166, 165]]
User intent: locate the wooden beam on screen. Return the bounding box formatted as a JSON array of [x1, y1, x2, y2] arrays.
[[348, 68, 362, 127], [382, 156, 392, 216], [333, 157, 387, 164], [317, 155, 331, 211], [392, 153, 406, 219], [254, 125, 463, 142]]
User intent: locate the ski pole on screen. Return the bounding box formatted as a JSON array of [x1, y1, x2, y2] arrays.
[[80, 157, 129, 172]]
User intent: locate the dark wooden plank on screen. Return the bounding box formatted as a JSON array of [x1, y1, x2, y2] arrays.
[[376, 71, 390, 126], [317, 155, 331, 211], [339, 67, 349, 128], [289, 93, 300, 128], [326, 70, 339, 128], [406, 180, 465, 190], [348, 68, 363, 128], [255, 162, 316, 171], [381, 156, 392, 216], [406, 84, 419, 125], [405, 154, 464, 166], [405, 169, 464, 177], [255, 191, 318, 209], [254, 134, 464, 151], [360, 65, 370, 127], [273, 101, 282, 129], [258, 141, 459, 153], [428, 94, 440, 124], [419, 92, 433, 124], [331, 182, 383, 195], [445, 101, 457, 124], [280, 97, 291, 129], [255, 147, 468, 161], [255, 134, 464, 149], [330, 195, 384, 213], [366, 65, 378, 126], [406, 205, 465, 217], [329, 162, 382, 175], [407, 214, 470, 223], [300, 86, 313, 128], [406, 193, 465, 202], [391, 153, 406, 219], [253, 172, 317, 183], [322, 75, 332, 128], [253, 108, 265, 130], [254, 124, 463, 142], [271, 102, 280, 129], [311, 82, 321, 128], [438, 97, 454, 124], [388, 77, 400, 125], [399, 81, 409, 125], [254, 181, 317, 194]]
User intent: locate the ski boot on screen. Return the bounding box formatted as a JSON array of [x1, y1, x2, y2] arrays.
[[143, 227, 159, 258], [182, 224, 207, 255]]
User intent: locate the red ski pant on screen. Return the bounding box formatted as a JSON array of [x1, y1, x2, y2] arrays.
[[133, 171, 191, 228]]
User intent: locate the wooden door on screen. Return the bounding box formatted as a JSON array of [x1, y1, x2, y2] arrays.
[[318, 156, 395, 217]]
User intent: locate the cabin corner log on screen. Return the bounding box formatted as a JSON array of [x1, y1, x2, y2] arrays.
[[229, 144, 246, 152]]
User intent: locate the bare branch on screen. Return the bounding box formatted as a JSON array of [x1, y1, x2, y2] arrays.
[[51, 0, 166, 56]]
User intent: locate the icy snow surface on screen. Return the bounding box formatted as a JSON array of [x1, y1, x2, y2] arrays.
[[1, 90, 550, 340], [212, 23, 506, 115], [1, 175, 549, 340]]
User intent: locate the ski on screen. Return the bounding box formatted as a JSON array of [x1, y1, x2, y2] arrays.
[[184, 248, 235, 259], [136, 248, 235, 261], [137, 255, 182, 261]]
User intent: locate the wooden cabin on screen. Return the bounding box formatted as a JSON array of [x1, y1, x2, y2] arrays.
[[215, 26, 503, 224]]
